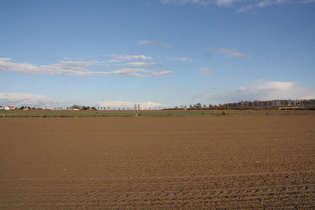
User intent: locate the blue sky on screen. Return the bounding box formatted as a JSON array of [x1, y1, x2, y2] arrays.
[[1, 0, 315, 109]]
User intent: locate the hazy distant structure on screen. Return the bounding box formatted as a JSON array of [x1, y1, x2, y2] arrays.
[[134, 104, 140, 116]]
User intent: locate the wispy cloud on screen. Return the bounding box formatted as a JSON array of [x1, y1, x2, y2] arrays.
[[107, 68, 172, 77], [160, 0, 210, 5], [0, 58, 172, 77], [197, 67, 212, 76], [167, 57, 193, 62], [0, 92, 170, 109], [109, 54, 153, 63], [160, 0, 315, 11], [238, 0, 288, 12], [215, 0, 241, 7], [210, 48, 250, 58], [199, 80, 315, 103], [138, 40, 171, 47], [0, 58, 98, 75], [96, 101, 167, 109], [0, 92, 75, 108], [123, 62, 160, 67]]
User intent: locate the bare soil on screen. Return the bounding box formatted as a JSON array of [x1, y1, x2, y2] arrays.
[[0, 113, 314, 209]]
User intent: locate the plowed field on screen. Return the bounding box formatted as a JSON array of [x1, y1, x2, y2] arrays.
[[1, 114, 314, 208]]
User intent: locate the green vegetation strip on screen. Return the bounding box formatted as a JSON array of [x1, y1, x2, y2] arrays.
[[0, 112, 133, 117], [140, 112, 225, 116], [0, 111, 248, 118]]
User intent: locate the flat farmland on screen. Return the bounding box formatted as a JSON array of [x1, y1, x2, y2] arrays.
[[0, 113, 314, 208]]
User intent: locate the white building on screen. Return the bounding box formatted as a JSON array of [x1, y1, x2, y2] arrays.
[[4, 106, 16, 110]]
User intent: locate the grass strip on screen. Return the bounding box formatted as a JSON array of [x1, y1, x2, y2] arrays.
[[0, 111, 248, 118]]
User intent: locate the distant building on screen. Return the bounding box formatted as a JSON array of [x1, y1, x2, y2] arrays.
[[0, 106, 3, 110], [4, 106, 16, 110]]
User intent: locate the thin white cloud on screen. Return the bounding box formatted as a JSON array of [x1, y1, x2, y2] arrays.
[[138, 40, 171, 47], [0, 93, 169, 109], [0, 92, 75, 108], [160, 0, 315, 11], [111, 54, 152, 61], [210, 48, 250, 58], [238, 0, 289, 11], [160, 0, 210, 5], [107, 59, 121, 63], [167, 57, 193, 62], [123, 62, 159, 67], [0, 58, 99, 75], [96, 101, 166, 109], [197, 67, 212, 76], [215, 0, 240, 7], [107, 68, 173, 77], [108, 54, 153, 63], [200, 80, 315, 103], [0, 58, 172, 77]]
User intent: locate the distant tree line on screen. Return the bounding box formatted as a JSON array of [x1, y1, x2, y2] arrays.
[[19, 106, 32, 110], [218, 99, 315, 109], [170, 99, 315, 110], [70, 104, 97, 110]]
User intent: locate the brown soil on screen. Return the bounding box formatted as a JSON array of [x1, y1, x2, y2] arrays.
[[0, 114, 314, 209]]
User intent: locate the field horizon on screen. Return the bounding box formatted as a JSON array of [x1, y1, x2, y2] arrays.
[[1, 109, 315, 118]]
